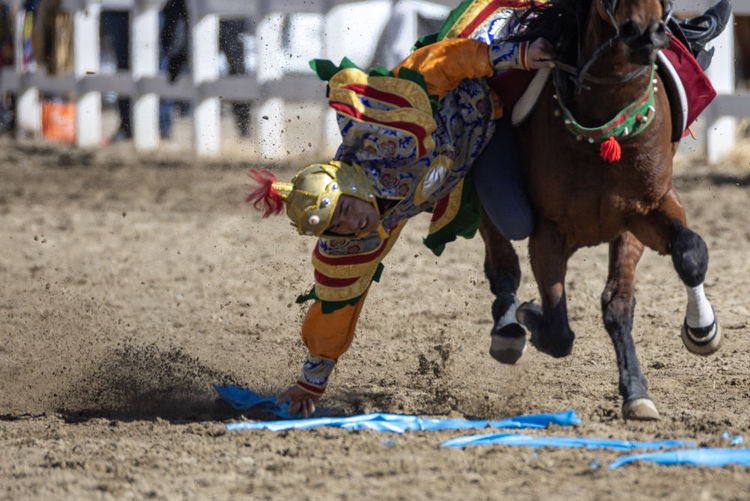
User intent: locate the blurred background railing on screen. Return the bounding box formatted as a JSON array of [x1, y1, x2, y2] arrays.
[[0, 0, 747, 162]]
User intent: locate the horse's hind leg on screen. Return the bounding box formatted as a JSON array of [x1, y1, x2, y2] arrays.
[[602, 232, 659, 420], [518, 218, 576, 358], [631, 190, 720, 355], [479, 211, 526, 364]]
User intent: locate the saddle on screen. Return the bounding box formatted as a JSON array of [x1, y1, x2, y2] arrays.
[[503, 35, 717, 142]]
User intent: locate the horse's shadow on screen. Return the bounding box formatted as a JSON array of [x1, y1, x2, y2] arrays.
[[55, 396, 245, 425]]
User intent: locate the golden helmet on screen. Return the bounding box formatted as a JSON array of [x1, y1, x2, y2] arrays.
[[247, 161, 380, 237]]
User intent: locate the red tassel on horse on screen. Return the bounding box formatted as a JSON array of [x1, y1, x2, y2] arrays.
[[600, 136, 621, 163], [246, 169, 284, 217]]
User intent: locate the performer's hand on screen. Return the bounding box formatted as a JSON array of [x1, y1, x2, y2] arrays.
[[527, 38, 556, 69], [277, 385, 320, 418]]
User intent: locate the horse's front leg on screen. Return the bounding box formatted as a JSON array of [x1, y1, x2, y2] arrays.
[[518, 218, 575, 358], [479, 210, 526, 364], [631, 189, 721, 355], [602, 232, 659, 420]]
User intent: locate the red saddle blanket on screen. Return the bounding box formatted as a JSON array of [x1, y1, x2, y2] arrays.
[[658, 34, 717, 139]]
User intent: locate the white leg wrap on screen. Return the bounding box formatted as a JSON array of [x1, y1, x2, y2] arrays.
[[685, 283, 714, 328]]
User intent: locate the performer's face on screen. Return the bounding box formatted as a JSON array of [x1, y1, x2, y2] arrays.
[[327, 195, 379, 236]]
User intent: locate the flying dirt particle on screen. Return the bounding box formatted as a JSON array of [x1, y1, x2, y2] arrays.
[[262, 116, 269, 120], [122, 212, 126, 217]]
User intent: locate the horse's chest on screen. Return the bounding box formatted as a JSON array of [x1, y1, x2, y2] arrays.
[[538, 156, 667, 243]]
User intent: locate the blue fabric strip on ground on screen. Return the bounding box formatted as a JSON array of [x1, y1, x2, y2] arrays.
[[216, 385, 750, 469], [214, 384, 296, 419], [608, 448, 750, 469], [441, 432, 693, 450], [217, 384, 581, 433], [226, 409, 582, 433]]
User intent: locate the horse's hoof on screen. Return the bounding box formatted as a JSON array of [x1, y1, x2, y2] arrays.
[[681, 317, 721, 355], [517, 301, 574, 358], [530, 336, 574, 358], [516, 301, 542, 333], [489, 329, 526, 365], [622, 398, 660, 421]]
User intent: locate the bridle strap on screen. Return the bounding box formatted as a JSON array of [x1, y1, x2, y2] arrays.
[[568, 0, 623, 90], [601, 0, 621, 33], [574, 33, 621, 88], [552, 59, 649, 86]]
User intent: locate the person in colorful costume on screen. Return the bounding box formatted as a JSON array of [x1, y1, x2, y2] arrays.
[[248, 0, 555, 417], [248, 0, 731, 418]]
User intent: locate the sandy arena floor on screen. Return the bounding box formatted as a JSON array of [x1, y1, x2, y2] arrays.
[[1, 135, 749, 500]]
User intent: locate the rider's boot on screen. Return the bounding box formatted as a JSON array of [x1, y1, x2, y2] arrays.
[[669, 0, 732, 70]]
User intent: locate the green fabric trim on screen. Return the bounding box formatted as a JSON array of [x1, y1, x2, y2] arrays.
[[396, 67, 425, 90], [396, 67, 440, 114], [436, 1, 472, 42], [422, 170, 481, 257], [295, 263, 385, 314], [295, 289, 318, 304], [412, 0, 470, 51], [557, 65, 657, 143], [309, 58, 439, 114], [310, 57, 407, 83], [310, 57, 362, 97], [309, 59, 341, 82], [413, 33, 439, 51]]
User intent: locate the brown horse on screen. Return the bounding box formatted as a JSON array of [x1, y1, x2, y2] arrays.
[[480, 0, 721, 420]]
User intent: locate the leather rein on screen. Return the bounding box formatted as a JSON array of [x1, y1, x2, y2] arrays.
[[551, 60, 648, 86]]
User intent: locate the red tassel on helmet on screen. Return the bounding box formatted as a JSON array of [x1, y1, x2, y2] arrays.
[[246, 169, 283, 217], [600, 135, 621, 163]]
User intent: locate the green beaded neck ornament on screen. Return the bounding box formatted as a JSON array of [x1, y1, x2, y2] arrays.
[[553, 64, 657, 163]]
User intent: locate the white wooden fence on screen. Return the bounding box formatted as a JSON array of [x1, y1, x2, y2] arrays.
[[0, 0, 454, 159], [1, 0, 748, 162]]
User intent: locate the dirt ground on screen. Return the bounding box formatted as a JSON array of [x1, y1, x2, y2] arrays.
[[1, 134, 749, 500]]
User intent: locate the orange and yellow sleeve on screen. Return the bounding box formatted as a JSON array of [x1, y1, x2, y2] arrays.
[[301, 290, 369, 360], [295, 291, 369, 396], [393, 38, 494, 100]]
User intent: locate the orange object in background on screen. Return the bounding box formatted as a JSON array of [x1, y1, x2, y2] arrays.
[[41, 100, 76, 143]]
